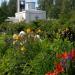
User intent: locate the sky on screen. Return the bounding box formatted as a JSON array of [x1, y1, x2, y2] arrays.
[[0, 0, 38, 6], [0, 0, 2, 6]]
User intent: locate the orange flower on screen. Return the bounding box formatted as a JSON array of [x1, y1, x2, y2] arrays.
[[61, 52, 68, 59]]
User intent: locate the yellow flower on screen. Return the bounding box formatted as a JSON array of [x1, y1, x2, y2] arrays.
[[26, 28, 31, 33], [65, 28, 69, 31], [21, 46, 25, 51], [18, 35, 21, 40], [37, 29, 42, 33], [13, 34, 19, 40], [21, 46, 27, 52], [20, 42, 23, 46]]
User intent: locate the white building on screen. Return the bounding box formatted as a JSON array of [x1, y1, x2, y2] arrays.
[[15, 0, 46, 22]]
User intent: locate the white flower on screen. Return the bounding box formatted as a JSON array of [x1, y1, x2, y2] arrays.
[[19, 31, 26, 37], [34, 34, 40, 39]]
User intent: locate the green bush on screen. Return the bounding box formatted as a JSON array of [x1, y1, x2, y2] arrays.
[[0, 20, 75, 75]]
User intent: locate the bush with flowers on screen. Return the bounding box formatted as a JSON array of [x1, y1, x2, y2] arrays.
[[0, 20, 75, 75]]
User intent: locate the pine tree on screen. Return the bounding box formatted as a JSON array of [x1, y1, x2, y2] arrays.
[[0, 1, 8, 23], [7, 0, 17, 16]]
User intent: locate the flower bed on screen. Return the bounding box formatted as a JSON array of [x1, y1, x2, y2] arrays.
[[0, 20, 75, 75]]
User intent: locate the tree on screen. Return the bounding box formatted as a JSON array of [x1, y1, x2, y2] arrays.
[[0, 0, 17, 23], [7, 0, 17, 16], [50, 0, 62, 18], [38, 0, 53, 18], [38, 0, 63, 18], [38, 0, 75, 19], [0, 1, 8, 23]]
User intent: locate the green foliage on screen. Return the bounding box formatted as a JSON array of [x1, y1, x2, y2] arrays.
[[0, 0, 17, 23], [7, 0, 17, 16], [0, 20, 75, 74], [0, 1, 8, 23], [0, 0, 75, 74], [38, 0, 75, 19]]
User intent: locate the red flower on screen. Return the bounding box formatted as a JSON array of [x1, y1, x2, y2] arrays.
[[55, 62, 64, 74], [45, 71, 57, 75], [70, 49, 75, 59], [61, 52, 68, 59]]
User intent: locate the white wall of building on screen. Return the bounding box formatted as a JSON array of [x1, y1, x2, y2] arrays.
[[15, 11, 26, 22], [15, 0, 46, 22], [26, 10, 46, 22], [15, 10, 46, 22]]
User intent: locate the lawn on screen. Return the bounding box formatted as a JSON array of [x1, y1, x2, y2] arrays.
[[0, 34, 5, 46]]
